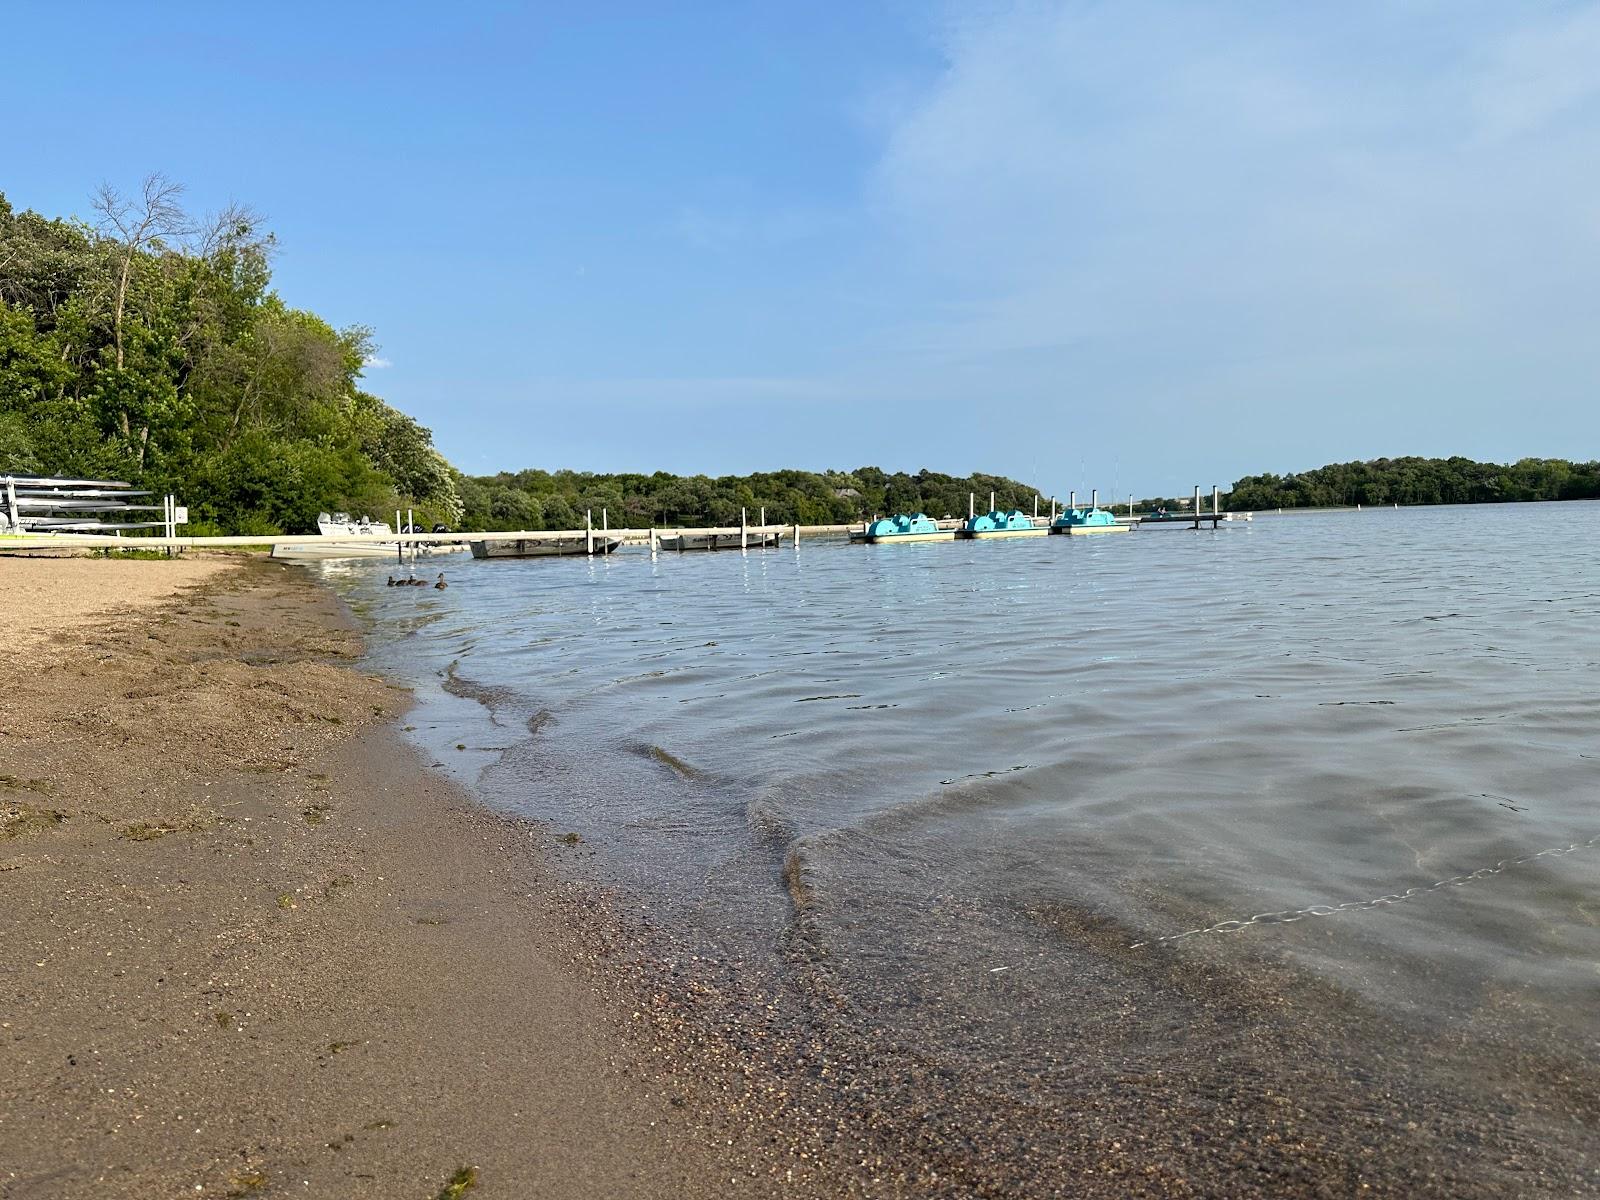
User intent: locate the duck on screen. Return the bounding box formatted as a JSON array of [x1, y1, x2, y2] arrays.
[[434, 574, 447, 590], [386, 575, 397, 587]]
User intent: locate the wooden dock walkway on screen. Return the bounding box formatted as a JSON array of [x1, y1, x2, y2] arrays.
[[0, 490, 1248, 554]]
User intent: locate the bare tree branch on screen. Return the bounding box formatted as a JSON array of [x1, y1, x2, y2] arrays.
[[191, 200, 271, 261], [92, 173, 190, 374]]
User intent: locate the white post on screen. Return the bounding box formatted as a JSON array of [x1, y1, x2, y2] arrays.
[[1193, 485, 1201, 530], [760, 506, 765, 529], [1213, 485, 1220, 526], [649, 526, 658, 556], [1069, 490, 1076, 511], [586, 509, 594, 555], [989, 490, 995, 513], [396, 510, 403, 564], [793, 522, 801, 546], [1091, 488, 1098, 510], [602, 507, 608, 531], [1033, 495, 1038, 519], [1050, 497, 1057, 523], [969, 492, 975, 518], [740, 506, 748, 550]]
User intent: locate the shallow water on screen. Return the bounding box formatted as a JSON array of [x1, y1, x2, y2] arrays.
[[324, 503, 1600, 1192]]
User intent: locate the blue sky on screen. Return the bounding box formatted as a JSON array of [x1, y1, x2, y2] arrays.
[[6, 1, 1600, 498]]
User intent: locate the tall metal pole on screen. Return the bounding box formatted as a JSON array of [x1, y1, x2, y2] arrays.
[[740, 506, 748, 551], [1069, 490, 1076, 511], [969, 492, 975, 518], [1091, 488, 1098, 510], [586, 508, 594, 555], [1193, 485, 1201, 530], [1213, 485, 1220, 527]]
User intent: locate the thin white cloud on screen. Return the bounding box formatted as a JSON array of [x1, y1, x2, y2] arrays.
[[363, 355, 393, 369], [867, 2, 1600, 377]]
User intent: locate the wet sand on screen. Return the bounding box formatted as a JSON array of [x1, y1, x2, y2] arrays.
[[0, 558, 811, 1199]]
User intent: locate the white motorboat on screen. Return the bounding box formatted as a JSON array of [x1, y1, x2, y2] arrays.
[[270, 513, 401, 560]]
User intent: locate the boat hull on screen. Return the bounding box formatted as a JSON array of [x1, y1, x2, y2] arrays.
[[270, 542, 402, 560], [864, 531, 956, 544], [470, 538, 621, 558], [660, 532, 782, 551], [957, 528, 1049, 539], [1049, 524, 1130, 535]]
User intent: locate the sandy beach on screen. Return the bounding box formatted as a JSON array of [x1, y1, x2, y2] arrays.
[[0, 557, 812, 1199]]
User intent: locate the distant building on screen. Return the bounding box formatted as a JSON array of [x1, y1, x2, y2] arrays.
[[833, 487, 861, 499]]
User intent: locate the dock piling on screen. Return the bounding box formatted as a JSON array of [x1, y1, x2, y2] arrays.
[[741, 507, 748, 551], [649, 526, 658, 556], [1213, 485, 1220, 527], [969, 492, 975, 518], [586, 509, 594, 555], [1192, 486, 1201, 530]]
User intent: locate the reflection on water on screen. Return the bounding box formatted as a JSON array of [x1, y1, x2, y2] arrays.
[[325, 503, 1600, 1194]]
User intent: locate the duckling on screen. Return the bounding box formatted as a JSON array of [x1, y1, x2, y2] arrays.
[[434, 573, 447, 590]]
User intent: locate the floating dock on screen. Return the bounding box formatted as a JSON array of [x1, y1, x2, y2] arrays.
[[1, 489, 1252, 558]]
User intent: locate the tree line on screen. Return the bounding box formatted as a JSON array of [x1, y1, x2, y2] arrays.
[[1224, 456, 1600, 511], [455, 466, 1046, 531], [0, 179, 459, 535]]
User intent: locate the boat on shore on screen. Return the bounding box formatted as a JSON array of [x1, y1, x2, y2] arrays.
[[271, 513, 401, 560], [862, 513, 954, 544], [471, 536, 622, 558], [1050, 507, 1128, 535], [958, 510, 1047, 539]]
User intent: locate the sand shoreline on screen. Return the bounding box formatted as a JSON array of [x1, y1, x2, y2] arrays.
[[0, 557, 815, 1199]]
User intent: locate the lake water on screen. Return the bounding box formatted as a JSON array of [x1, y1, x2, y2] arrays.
[[323, 504, 1600, 1195]]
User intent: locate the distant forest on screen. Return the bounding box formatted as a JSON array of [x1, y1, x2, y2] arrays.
[[0, 180, 459, 535], [1224, 457, 1600, 511], [456, 467, 1044, 531], [460, 456, 1600, 530]]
